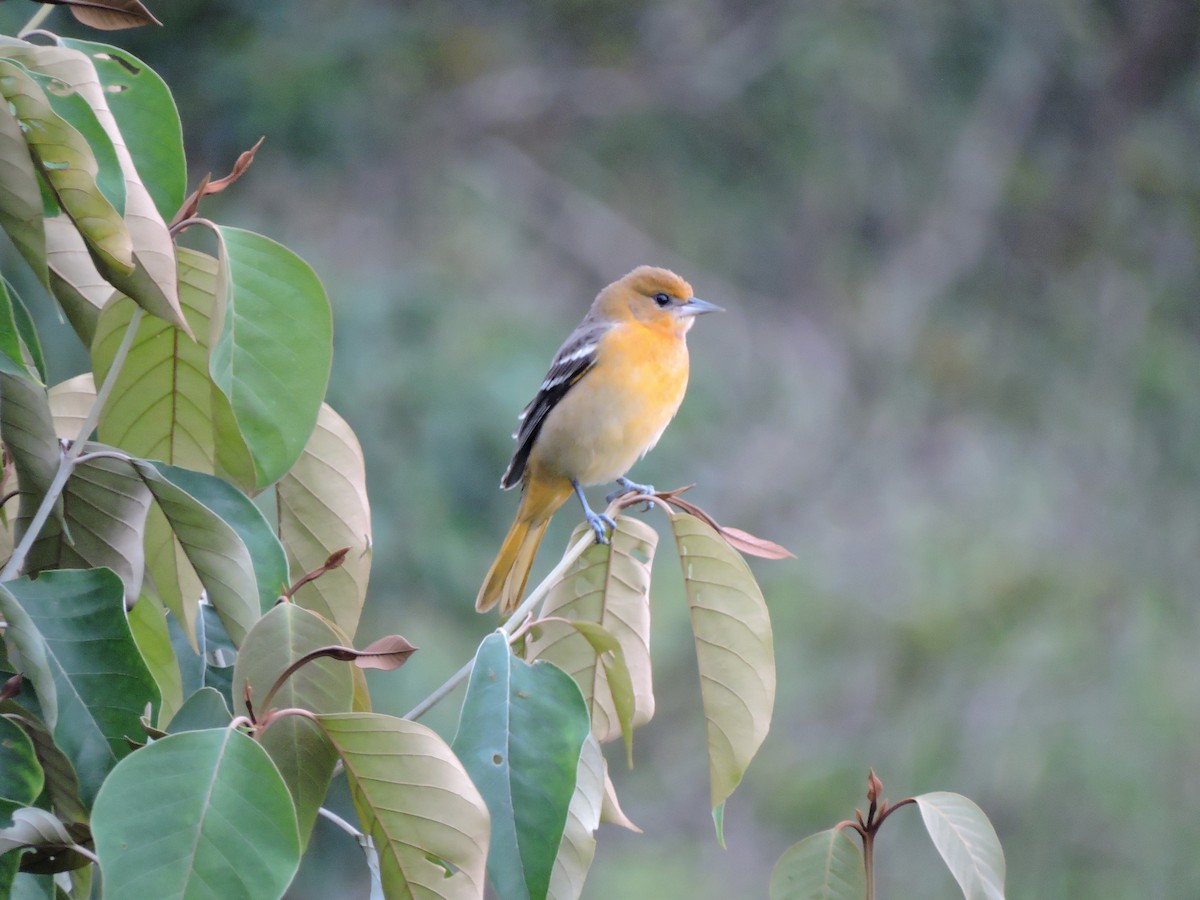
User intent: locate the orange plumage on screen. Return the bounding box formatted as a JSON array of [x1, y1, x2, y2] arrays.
[[477, 266, 721, 614]]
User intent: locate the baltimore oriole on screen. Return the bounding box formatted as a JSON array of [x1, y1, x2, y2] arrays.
[[476, 265, 721, 614]]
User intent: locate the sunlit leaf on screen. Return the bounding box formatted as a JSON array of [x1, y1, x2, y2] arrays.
[[452, 631, 590, 900], [317, 712, 490, 900], [233, 603, 351, 849], [277, 403, 371, 638], [59, 40, 183, 219], [212, 225, 332, 487], [92, 728, 300, 899], [92, 248, 256, 489], [2, 41, 185, 331], [127, 592, 182, 726], [670, 510, 776, 817], [0, 807, 79, 860], [44, 215, 112, 344], [599, 770, 640, 833], [915, 792, 1006, 900], [1, 568, 158, 805], [0, 104, 47, 287], [547, 733, 604, 900], [46, 372, 94, 439], [769, 828, 866, 900], [528, 516, 656, 748], [0, 59, 132, 275]]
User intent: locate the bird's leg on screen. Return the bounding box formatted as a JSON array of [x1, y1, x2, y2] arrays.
[[606, 475, 656, 509], [573, 479, 616, 544]]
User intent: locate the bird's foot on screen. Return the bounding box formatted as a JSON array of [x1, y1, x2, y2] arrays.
[[607, 476, 656, 509], [585, 509, 617, 544]]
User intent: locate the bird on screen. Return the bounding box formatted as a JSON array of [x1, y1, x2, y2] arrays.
[[476, 265, 722, 614]]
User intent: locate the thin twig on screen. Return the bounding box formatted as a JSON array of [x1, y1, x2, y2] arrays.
[[318, 806, 364, 841], [19, 4, 55, 35]]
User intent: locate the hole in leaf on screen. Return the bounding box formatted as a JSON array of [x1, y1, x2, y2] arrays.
[[492, 753, 503, 765]]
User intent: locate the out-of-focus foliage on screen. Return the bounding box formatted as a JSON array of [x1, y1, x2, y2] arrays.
[[4, 0, 1198, 897]]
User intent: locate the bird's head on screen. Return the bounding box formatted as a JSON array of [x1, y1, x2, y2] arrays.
[[596, 265, 723, 333]]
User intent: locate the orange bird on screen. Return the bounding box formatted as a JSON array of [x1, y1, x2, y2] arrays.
[[477, 265, 722, 614]]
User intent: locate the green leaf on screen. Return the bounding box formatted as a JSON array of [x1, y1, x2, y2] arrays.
[[148, 461, 287, 614], [316, 712, 490, 900], [0, 372, 64, 545], [277, 403, 372, 638], [92, 728, 301, 900], [1, 710, 86, 825], [452, 632, 591, 900], [0, 716, 42, 806], [769, 828, 866, 900], [132, 459, 259, 648], [165, 687, 231, 734], [0, 59, 132, 275], [24, 447, 153, 607], [0, 279, 37, 380], [22, 67, 125, 215], [44, 215, 112, 345], [671, 510, 776, 817], [547, 733, 604, 900], [0, 104, 48, 288], [914, 792, 1006, 900], [1, 568, 159, 805], [127, 592, 182, 726], [4, 280, 45, 382], [91, 249, 253, 488], [0, 40, 186, 332], [232, 604, 351, 849], [212, 226, 333, 487], [60, 39, 185, 220], [527, 516, 656, 757]]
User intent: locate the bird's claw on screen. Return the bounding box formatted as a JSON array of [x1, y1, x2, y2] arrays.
[[607, 477, 657, 509], [586, 511, 617, 544]]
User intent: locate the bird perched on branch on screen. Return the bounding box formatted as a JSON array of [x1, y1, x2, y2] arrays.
[[477, 265, 722, 614]]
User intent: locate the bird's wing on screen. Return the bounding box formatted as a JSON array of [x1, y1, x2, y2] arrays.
[[501, 321, 609, 489]]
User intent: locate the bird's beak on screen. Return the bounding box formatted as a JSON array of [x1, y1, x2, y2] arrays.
[[679, 297, 724, 316]]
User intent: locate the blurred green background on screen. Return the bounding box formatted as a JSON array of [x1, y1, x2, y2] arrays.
[[5, 0, 1199, 896]]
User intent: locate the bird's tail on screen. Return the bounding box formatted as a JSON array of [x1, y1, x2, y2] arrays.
[[476, 477, 571, 614]]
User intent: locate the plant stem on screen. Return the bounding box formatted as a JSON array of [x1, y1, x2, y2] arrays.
[[0, 308, 144, 583], [863, 828, 875, 900], [403, 524, 598, 721], [19, 4, 55, 35]]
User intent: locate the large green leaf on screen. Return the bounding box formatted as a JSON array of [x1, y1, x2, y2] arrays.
[[165, 687, 231, 734], [46, 372, 94, 439], [670, 511, 776, 824], [24, 448, 152, 606], [0, 716, 42, 807], [276, 403, 372, 638], [132, 460, 259, 647], [91, 250, 253, 488], [316, 712, 490, 900], [149, 461, 287, 613], [60, 39, 185, 220], [0, 59, 132, 275], [0, 104, 47, 288], [91, 727, 300, 899], [211, 226, 332, 487], [769, 828, 866, 900], [43, 215, 113, 345], [527, 516, 656, 751], [1, 41, 185, 331], [452, 632, 591, 900], [547, 733, 604, 900], [914, 792, 1006, 900], [232, 603, 351, 849], [1, 568, 159, 805]]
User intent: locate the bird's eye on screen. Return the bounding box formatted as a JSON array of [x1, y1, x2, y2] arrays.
[[652, 292, 672, 308]]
